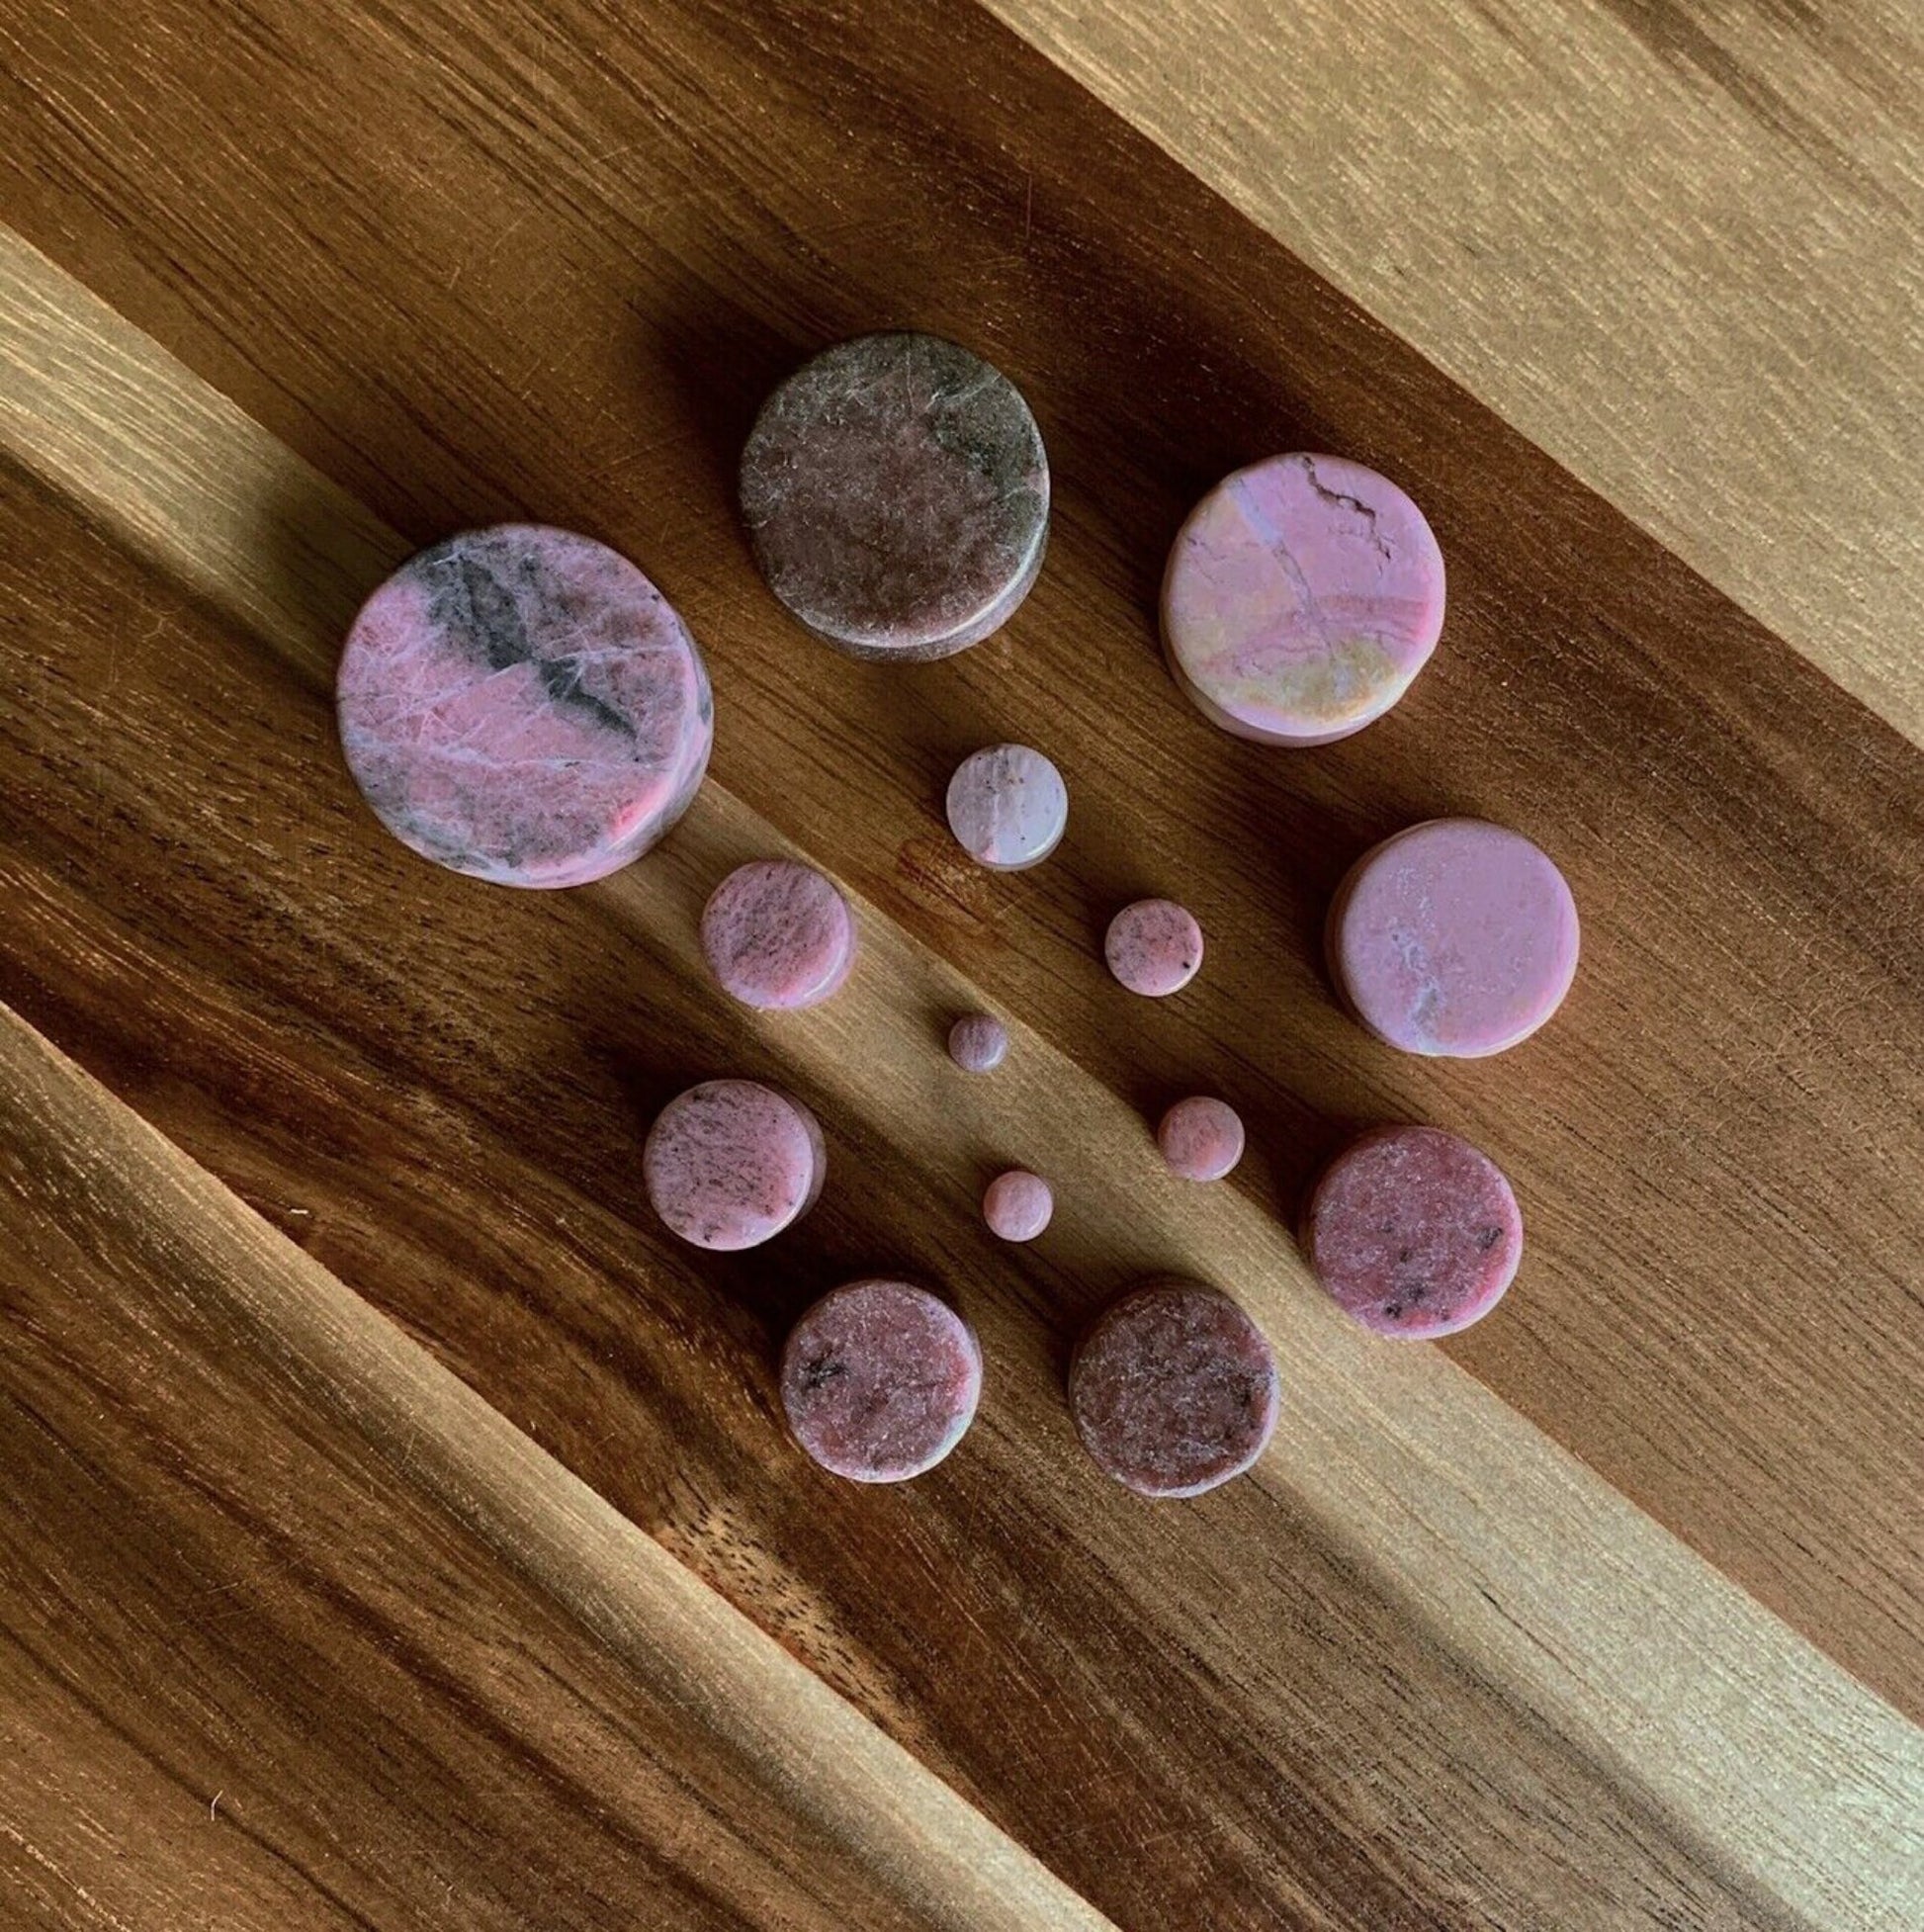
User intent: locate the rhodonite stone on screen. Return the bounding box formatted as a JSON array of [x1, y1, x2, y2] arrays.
[[740, 332, 1049, 660], [945, 744, 1068, 870], [643, 1080, 826, 1251], [1069, 1279, 1279, 1499], [337, 524, 711, 886], [1104, 899, 1203, 997], [982, 1170, 1054, 1242], [1327, 818, 1579, 1056], [1157, 1097, 1245, 1182], [781, 1279, 983, 1482], [947, 1012, 1010, 1073], [1303, 1125, 1523, 1340], [700, 860, 857, 1010], [1162, 454, 1444, 746]]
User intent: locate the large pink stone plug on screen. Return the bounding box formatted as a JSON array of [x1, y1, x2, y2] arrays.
[[740, 332, 1049, 660], [1162, 454, 1443, 746], [1327, 818, 1579, 1057], [643, 1079, 827, 1251], [1303, 1125, 1523, 1340], [1069, 1279, 1279, 1499], [337, 525, 711, 886], [700, 860, 857, 1010]]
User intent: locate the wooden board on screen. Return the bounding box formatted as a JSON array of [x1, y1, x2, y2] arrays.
[[1, 3, 1920, 1927]]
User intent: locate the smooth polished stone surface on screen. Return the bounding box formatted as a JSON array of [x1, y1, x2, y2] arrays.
[[1069, 1280, 1279, 1499], [643, 1079, 826, 1251], [1304, 1125, 1523, 1340], [947, 1011, 1010, 1073], [1104, 899, 1203, 997], [945, 744, 1068, 870], [1327, 818, 1580, 1056], [740, 332, 1049, 661], [700, 859, 856, 1010], [1157, 1097, 1245, 1182], [780, 1279, 983, 1482], [1162, 453, 1444, 746], [337, 524, 712, 886], [982, 1169, 1054, 1242]]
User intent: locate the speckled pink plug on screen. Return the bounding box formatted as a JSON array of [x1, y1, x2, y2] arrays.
[[1327, 818, 1579, 1056], [945, 744, 1068, 870], [740, 333, 1048, 660], [780, 1279, 983, 1481], [948, 1012, 1009, 1073], [337, 525, 712, 885], [983, 1170, 1053, 1242], [1158, 1098, 1245, 1182], [643, 1079, 826, 1251], [1069, 1280, 1279, 1499], [1304, 1125, 1522, 1339], [1105, 899, 1203, 997], [1162, 454, 1444, 746], [700, 860, 856, 1010]]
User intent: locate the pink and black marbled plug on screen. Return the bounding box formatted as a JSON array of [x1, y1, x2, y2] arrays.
[[337, 524, 712, 887]]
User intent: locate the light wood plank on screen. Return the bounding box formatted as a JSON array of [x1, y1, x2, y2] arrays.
[[4, 225, 1921, 1930], [987, 0, 1924, 744]]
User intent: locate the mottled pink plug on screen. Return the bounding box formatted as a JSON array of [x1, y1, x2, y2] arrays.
[[1303, 1124, 1522, 1340], [1162, 453, 1444, 745], [947, 1012, 1009, 1073], [643, 1079, 826, 1251], [946, 744, 1068, 870], [1105, 899, 1203, 997], [1327, 818, 1579, 1056], [781, 1279, 983, 1481], [1069, 1279, 1279, 1499], [740, 332, 1048, 661], [982, 1170, 1053, 1242], [1158, 1098, 1245, 1182], [701, 859, 856, 1010]]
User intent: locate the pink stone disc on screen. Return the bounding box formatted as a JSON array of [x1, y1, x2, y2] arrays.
[[740, 333, 1049, 661], [982, 1169, 1053, 1242], [1327, 818, 1580, 1057], [643, 1079, 827, 1251], [1157, 1097, 1245, 1183], [780, 1278, 983, 1482], [337, 524, 712, 886], [945, 744, 1068, 870], [1303, 1125, 1523, 1340], [1162, 454, 1444, 746], [1069, 1279, 1279, 1499], [1104, 899, 1203, 997], [947, 1012, 1009, 1073], [700, 859, 857, 1010]]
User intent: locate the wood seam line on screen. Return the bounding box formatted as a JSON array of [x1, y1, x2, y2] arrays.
[[981, 0, 1924, 750], [0, 1000, 1120, 1932], [3, 224, 1922, 1926]]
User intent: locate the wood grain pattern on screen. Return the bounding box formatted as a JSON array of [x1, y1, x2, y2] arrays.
[[3, 234, 1922, 1929], [0, 1002, 1116, 1932], [5, 0, 1918, 1713], [2, 0, 1922, 1923], [986, 0, 1924, 746]]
